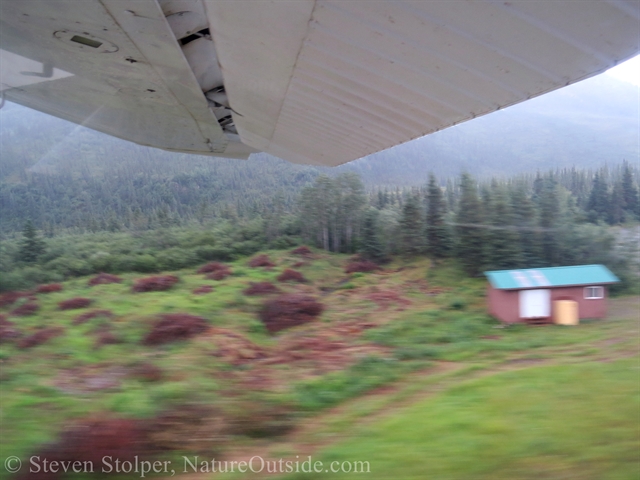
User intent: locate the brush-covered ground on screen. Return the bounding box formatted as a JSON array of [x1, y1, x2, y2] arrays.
[[0, 248, 637, 479]]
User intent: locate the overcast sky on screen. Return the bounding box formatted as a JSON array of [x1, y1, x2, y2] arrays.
[[606, 54, 640, 86]]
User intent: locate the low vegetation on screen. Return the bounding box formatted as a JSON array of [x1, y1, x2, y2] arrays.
[[0, 248, 636, 480]]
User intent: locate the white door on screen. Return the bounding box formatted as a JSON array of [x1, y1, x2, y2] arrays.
[[519, 289, 550, 318]]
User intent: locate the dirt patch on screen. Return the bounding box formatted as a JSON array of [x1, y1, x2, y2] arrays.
[[259, 294, 324, 334], [18, 327, 63, 349], [248, 254, 276, 268], [277, 269, 307, 283], [146, 404, 227, 454], [88, 273, 122, 286], [73, 309, 114, 325], [211, 328, 269, 365], [244, 282, 280, 296], [11, 301, 40, 316], [130, 362, 164, 382], [365, 289, 412, 310], [132, 275, 179, 293], [35, 283, 63, 294], [52, 365, 126, 393], [143, 314, 210, 346], [193, 285, 214, 295], [345, 260, 381, 274], [58, 297, 93, 310]]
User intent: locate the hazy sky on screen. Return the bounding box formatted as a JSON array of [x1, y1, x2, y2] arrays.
[[606, 55, 640, 86]]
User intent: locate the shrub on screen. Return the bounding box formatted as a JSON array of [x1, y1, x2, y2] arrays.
[[291, 246, 313, 256], [95, 329, 121, 348], [276, 269, 307, 283], [248, 254, 275, 268], [206, 268, 231, 281], [0, 291, 29, 308], [11, 302, 40, 316], [193, 285, 213, 295], [259, 294, 323, 334], [132, 275, 179, 293], [59, 297, 93, 310], [143, 313, 209, 346], [17, 327, 63, 349], [88, 273, 122, 286], [197, 262, 229, 274], [345, 260, 381, 274], [130, 254, 160, 273], [244, 282, 280, 296], [35, 283, 64, 294], [28, 417, 147, 468], [73, 309, 114, 325], [0, 315, 20, 343]]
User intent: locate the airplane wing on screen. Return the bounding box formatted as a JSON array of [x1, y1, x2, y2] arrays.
[[1, 0, 638, 165]]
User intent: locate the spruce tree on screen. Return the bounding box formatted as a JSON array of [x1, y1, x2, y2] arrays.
[[586, 171, 610, 223], [360, 209, 385, 262], [425, 174, 451, 259], [456, 173, 485, 275], [18, 220, 46, 263], [538, 175, 560, 265], [620, 161, 639, 219], [399, 194, 424, 256], [486, 183, 522, 269]]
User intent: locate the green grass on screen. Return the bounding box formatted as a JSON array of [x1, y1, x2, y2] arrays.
[[278, 358, 639, 480], [1, 251, 638, 479]]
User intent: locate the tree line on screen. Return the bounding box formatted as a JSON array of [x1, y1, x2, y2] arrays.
[[2, 163, 638, 293]]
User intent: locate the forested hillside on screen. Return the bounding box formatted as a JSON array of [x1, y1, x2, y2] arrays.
[[0, 73, 638, 233]]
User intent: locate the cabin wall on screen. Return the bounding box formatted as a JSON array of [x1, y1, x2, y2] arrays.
[[550, 286, 608, 319], [487, 285, 520, 323], [487, 285, 609, 323]]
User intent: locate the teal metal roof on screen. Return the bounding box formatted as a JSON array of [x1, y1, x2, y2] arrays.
[[484, 264, 619, 290]]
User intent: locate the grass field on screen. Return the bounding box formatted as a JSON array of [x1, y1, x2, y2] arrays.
[[0, 249, 637, 479]]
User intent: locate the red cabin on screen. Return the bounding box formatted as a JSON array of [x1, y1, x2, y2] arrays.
[[484, 265, 619, 325]]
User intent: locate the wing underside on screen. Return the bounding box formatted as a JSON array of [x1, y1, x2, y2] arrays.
[[1, 0, 639, 165]]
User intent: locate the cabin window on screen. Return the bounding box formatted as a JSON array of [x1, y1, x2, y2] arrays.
[[584, 286, 604, 299]]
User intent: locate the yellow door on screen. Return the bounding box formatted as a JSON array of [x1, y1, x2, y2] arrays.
[[553, 300, 579, 325]]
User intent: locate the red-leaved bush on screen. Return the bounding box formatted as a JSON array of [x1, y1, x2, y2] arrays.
[[0, 291, 28, 308], [248, 254, 275, 268], [345, 260, 381, 274], [276, 269, 307, 283], [142, 314, 209, 346], [17, 327, 63, 349], [11, 302, 40, 316], [196, 262, 228, 274], [0, 315, 20, 343], [35, 283, 63, 294], [58, 298, 93, 311], [243, 282, 280, 296], [205, 266, 232, 281], [290, 246, 313, 256], [259, 294, 323, 334], [193, 285, 214, 295], [88, 273, 122, 286], [24, 417, 148, 479], [73, 309, 114, 325], [132, 275, 179, 293]]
